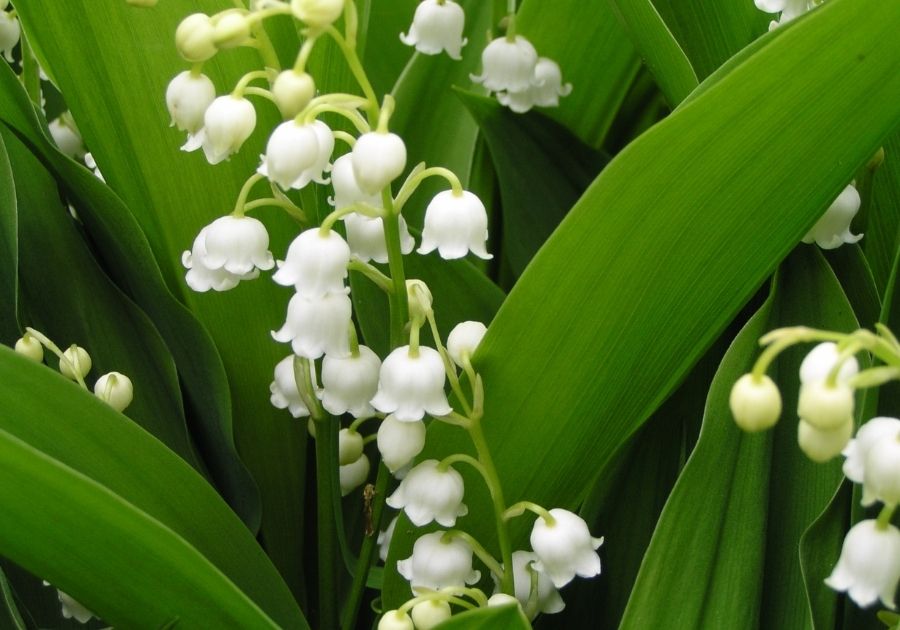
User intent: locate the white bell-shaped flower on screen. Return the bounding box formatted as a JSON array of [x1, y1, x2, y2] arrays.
[[729, 373, 782, 432], [495, 550, 565, 619], [166, 71, 216, 137], [825, 519, 900, 609], [418, 190, 492, 260], [340, 453, 370, 496], [497, 57, 572, 113], [182, 226, 257, 292], [397, 531, 481, 592], [756, 0, 812, 27], [330, 154, 382, 210], [399, 0, 467, 60], [15, 334, 43, 362], [321, 345, 381, 417], [269, 355, 312, 418], [272, 228, 351, 297], [802, 184, 863, 250], [338, 428, 364, 465], [60, 345, 92, 380], [387, 459, 468, 527], [371, 345, 452, 421], [410, 600, 452, 630], [0, 12, 20, 63], [258, 120, 320, 190], [861, 428, 900, 507], [272, 70, 316, 119], [94, 372, 134, 412], [200, 215, 274, 276], [800, 342, 859, 384], [797, 416, 854, 463], [48, 115, 86, 160], [471, 35, 538, 93], [271, 290, 352, 359], [351, 132, 407, 195], [84, 152, 105, 182], [843, 417, 900, 484], [378, 515, 398, 562], [191, 95, 256, 165], [377, 415, 427, 474], [530, 508, 603, 588], [447, 320, 487, 367], [175, 13, 217, 62], [56, 590, 95, 624], [344, 212, 415, 264], [378, 610, 414, 630]]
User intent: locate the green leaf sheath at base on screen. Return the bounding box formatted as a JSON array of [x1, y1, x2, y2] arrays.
[[0, 346, 307, 629], [0, 134, 18, 343], [382, 0, 900, 606]]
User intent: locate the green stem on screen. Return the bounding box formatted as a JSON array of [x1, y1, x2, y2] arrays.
[[467, 419, 514, 594], [242, 198, 309, 223], [393, 166, 464, 212], [301, 103, 370, 133], [877, 504, 896, 529], [293, 34, 318, 72], [425, 311, 473, 416], [315, 414, 339, 630], [506, 0, 517, 40], [20, 33, 41, 106], [347, 260, 394, 293], [442, 530, 504, 578], [324, 25, 379, 121], [24, 328, 88, 390], [249, 14, 282, 70], [382, 191, 409, 346], [232, 173, 267, 216]]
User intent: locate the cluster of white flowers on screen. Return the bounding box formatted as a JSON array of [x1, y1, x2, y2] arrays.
[[13, 329, 134, 412], [754, 0, 821, 30], [730, 326, 900, 611]]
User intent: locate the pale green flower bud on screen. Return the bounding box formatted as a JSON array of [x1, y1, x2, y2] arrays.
[[94, 372, 134, 412], [291, 0, 344, 28], [339, 453, 370, 496], [447, 320, 487, 367], [60, 345, 91, 380], [406, 279, 433, 322], [377, 610, 414, 630], [213, 11, 251, 49], [797, 380, 854, 430], [14, 334, 43, 362], [338, 428, 364, 466], [798, 417, 853, 463], [729, 373, 781, 432], [410, 600, 451, 630], [175, 13, 217, 63], [272, 70, 316, 119]]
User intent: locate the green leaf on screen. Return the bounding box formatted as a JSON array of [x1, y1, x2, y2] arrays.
[[865, 131, 900, 295], [0, 345, 307, 628], [606, 0, 699, 106], [0, 567, 26, 630], [359, 0, 417, 97], [384, 0, 900, 605], [0, 62, 261, 534], [433, 603, 530, 630], [0, 133, 18, 344], [456, 90, 607, 276]]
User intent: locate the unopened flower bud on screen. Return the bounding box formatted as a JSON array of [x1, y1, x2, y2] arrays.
[[799, 342, 859, 385], [48, 115, 86, 160], [213, 11, 251, 49], [406, 280, 433, 322], [60, 345, 91, 380], [447, 320, 487, 368], [377, 415, 426, 474], [339, 453, 370, 496], [93, 372, 134, 412], [272, 70, 316, 118], [377, 610, 414, 630], [410, 600, 451, 629], [351, 131, 407, 195], [0, 11, 20, 63], [14, 334, 43, 362], [338, 428, 364, 466], [166, 71, 216, 135], [487, 593, 520, 608], [175, 13, 217, 63], [798, 417, 853, 463], [797, 380, 854, 430], [269, 355, 313, 418], [291, 0, 344, 28], [729, 374, 782, 432]]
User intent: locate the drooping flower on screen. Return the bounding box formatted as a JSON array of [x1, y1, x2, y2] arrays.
[[386, 459, 468, 527], [94, 372, 134, 413], [55, 590, 95, 624], [321, 345, 381, 418], [175, 13, 217, 62], [471, 35, 538, 93], [843, 417, 900, 484], [344, 212, 415, 264], [729, 373, 782, 432], [166, 71, 216, 142], [400, 0, 467, 60], [378, 610, 415, 630], [797, 379, 855, 430], [291, 0, 345, 28], [371, 345, 452, 421], [410, 600, 452, 630], [802, 184, 863, 250], [60, 345, 92, 381], [272, 69, 316, 119], [269, 355, 313, 418], [377, 415, 427, 475], [199, 215, 275, 276], [378, 515, 398, 562], [529, 508, 603, 588], [182, 226, 258, 292], [447, 320, 487, 368], [330, 154, 382, 210], [494, 550, 565, 619], [418, 190, 492, 260], [797, 416, 854, 463], [338, 428, 364, 466], [497, 57, 572, 113], [188, 95, 256, 164], [858, 423, 900, 507], [272, 228, 351, 297], [799, 342, 859, 384], [0, 11, 20, 63], [397, 531, 481, 592], [340, 453, 371, 496], [351, 131, 407, 195], [271, 290, 352, 359], [825, 519, 900, 608], [755, 0, 814, 28], [48, 114, 87, 160], [258, 120, 333, 190], [14, 334, 43, 362]]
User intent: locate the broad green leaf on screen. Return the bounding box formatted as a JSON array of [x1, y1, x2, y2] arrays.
[[433, 603, 530, 630], [865, 131, 900, 295], [606, 0, 699, 106], [360, 0, 417, 96], [456, 90, 607, 277], [652, 0, 769, 80], [0, 346, 307, 628], [517, 0, 641, 147], [824, 245, 882, 329], [9, 0, 309, 589], [0, 133, 17, 343], [0, 62, 261, 534], [384, 0, 900, 605]]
